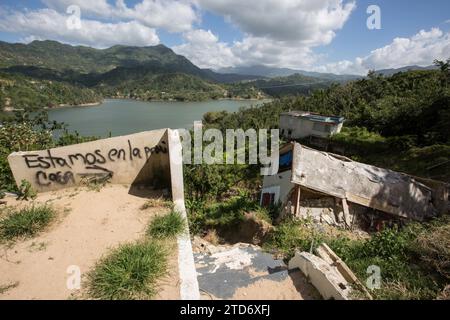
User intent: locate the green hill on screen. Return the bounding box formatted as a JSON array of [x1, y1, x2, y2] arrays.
[[0, 72, 101, 111], [0, 40, 267, 105]]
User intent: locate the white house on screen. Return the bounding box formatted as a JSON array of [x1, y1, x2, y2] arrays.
[[280, 111, 345, 140], [260, 144, 295, 207]]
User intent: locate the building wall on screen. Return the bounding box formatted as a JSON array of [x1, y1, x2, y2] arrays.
[[8, 129, 171, 192], [280, 115, 342, 139], [261, 170, 295, 206]]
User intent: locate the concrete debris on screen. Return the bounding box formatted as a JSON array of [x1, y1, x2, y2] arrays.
[[194, 243, 319, 300], [315, 244, 373, 300], [289, 251, 352, 300], [291, 143, 449, 221], [289, 243, 373, 300], [297, 197, 367, 229], [209, 247, 255, 273]]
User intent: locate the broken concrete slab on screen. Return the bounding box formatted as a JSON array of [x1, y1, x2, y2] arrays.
[[289, 251, 352, 300], [315, 243, 372, 300], [291, 143, 442, 221]]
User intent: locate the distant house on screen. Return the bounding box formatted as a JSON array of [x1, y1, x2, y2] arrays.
[[280, 111, 345, 140]]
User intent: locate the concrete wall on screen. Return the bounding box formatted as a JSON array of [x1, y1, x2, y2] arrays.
[[280, 114, 342, 139], [8, 129, 171, 192], [261, 170, 295, 205]]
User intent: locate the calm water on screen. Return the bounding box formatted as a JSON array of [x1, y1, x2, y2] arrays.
[[48, 99, 265, 137]]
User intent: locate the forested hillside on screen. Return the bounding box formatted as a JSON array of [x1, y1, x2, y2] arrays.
[[202, 65, 450, 182], [0, 72, 101, 112]]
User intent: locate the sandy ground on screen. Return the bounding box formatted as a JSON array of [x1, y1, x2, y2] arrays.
[[230, 270, 320, 300], [0, 184, 180, 300]]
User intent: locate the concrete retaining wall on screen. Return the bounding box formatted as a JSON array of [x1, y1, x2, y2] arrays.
[[8, 129, 170, 192]]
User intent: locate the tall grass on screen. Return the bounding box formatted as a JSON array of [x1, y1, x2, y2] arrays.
[[0, 205, 56, 241], [147, 210, 185, 239], [87, 240, 168, 300]]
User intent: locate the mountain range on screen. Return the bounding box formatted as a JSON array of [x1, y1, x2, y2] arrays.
[[0, 40, 438, 110]]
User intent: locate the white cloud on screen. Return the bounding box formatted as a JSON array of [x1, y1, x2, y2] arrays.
[[197, 0, 355, 44], [173, 29, 238, 68], [174, 0, 355, 69], [0, 8, 160, 48], [42, 0, 199, 33], [318, 28, 450, 75], [42, 0, 112, 16]]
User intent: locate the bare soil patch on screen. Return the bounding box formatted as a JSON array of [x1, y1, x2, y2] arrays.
[[0, 184, 179, 300]]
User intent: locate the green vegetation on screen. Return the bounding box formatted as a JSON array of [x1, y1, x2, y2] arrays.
[[0, 72, 101, 111], [183, 60, 450, 300], [98, 73, 229, 101], [17, 180, 37, 201], [86, 240, 168, 300], [0, 40, 265, 107], [147, 210, 185, 239], [265, 217, 449, 300], [140, 198, 173, 210], [0, 205, 56, 241], [87, 205, 183, 300]]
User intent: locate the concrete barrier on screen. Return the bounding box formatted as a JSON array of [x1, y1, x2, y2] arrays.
[[8, 129, 170, 192]]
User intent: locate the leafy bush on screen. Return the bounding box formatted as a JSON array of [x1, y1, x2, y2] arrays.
[[188, 194, 260, 235]]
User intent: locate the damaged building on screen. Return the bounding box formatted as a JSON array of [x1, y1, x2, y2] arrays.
[[261, 143, 450, 229]]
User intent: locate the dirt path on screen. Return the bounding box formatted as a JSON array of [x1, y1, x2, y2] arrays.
[[0, 185, 179, 300]]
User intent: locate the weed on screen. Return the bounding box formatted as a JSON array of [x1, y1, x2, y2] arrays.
[[17, 180, 37, 201], [86, 240, 168, 300], [147, 211, 185, 239], [0, 205, 56, 241], [140, 198, 173, 210]]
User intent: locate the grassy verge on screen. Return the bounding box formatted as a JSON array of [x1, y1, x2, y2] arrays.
[[264, 217, 450, 300], [87, 240, 168, 300], [0, 205, 56, 242], [87, 209, 184, 300]]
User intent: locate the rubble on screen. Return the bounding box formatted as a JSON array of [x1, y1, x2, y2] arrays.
[[288, 243, 373, 300], [288, 251, 352, 300]]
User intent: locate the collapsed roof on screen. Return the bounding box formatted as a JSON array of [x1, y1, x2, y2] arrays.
[[291, 143, 449, 221]]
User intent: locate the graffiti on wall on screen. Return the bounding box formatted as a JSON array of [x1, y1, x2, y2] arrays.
[[20, 139, 168, 187]]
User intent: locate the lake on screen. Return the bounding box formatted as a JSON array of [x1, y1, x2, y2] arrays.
[[48, 99, 266, 137]]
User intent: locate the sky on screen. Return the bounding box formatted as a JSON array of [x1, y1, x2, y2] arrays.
[[0, 0, 449, 75]]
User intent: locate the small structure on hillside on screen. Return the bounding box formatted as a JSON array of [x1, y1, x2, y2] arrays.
[[280, 111, 344, 140], [260, 144, 295, 208], [260, 143, 450, 228]]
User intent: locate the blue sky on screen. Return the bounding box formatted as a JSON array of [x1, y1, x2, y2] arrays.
[[0, 0, 449, 74]]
